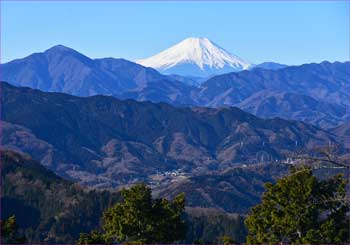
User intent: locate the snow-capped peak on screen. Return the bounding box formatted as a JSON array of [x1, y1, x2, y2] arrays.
[[137, 37, 252, 77]]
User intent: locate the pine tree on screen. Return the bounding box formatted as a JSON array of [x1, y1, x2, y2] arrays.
[[1, 215, 26, 244], [221, 235, 237, 244], [245, 166, 349, 244], [78, 183, 186, 244]]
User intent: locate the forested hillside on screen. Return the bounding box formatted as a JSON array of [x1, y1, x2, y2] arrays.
[[1, 82, 338, 188], [1, 150, 247, 243]]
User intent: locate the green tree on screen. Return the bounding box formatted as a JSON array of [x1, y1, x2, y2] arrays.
[[245, 166, 349, 244], [79, 183, 186, 244], [1, 215, 26, 244], [221, 235, 237, 244], [78, 230, 108, 244]]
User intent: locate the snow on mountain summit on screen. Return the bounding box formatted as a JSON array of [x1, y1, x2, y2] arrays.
[[137, 37, 252, 77]]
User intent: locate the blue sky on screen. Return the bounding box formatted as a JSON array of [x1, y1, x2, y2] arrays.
[[2, 1, 349, 65]]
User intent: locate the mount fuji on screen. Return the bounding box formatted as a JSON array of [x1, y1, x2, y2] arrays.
[[137, 37, 252, 77]]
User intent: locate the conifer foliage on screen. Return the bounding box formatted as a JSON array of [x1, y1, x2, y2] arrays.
[[245, 166, 349, 244], [79, 183, 186, 244], [0, 215, 26, 244]]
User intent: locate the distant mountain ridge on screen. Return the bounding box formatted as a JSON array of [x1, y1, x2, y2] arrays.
[[235, 90, 348, 128], [252, 62, 288, 70], [196, 61, 349, 106], [2, 45, 349, 128], [1, 45, 194, 105], [195, 61, 350, 128]]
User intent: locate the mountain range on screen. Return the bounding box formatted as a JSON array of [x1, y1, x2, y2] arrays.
[[2, 37, 349, 244], [196, 62, 350, 128], [1, 41, 348, 219], [1, 45, 193, 105], [1, 82, 340, 188], [1, 44, 349, 128]]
